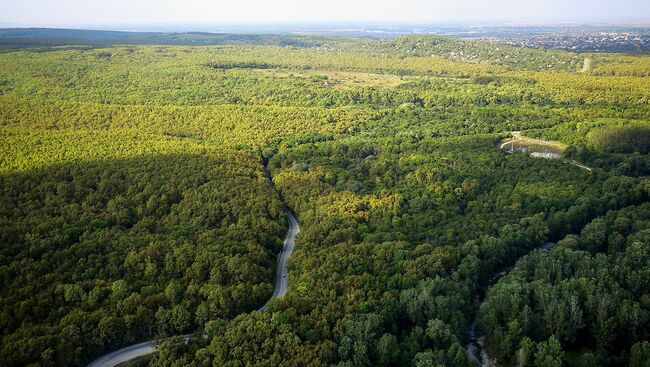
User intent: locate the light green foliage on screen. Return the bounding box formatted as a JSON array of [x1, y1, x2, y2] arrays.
[[0, 34, 648, 366]]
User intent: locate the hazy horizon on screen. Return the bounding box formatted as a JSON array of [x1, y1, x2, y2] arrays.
[[1, 20, 649, 35], [1, 0, 649, 30]]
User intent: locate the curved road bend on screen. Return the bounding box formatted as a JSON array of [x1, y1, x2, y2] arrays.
[[87, 209, 300, 367], [87, 341, 156, 367]]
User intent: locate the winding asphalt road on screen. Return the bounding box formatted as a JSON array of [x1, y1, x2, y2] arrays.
[[87, 341, 157, 367], [259, 210, 300, 310], [86, 208, 300, 367]]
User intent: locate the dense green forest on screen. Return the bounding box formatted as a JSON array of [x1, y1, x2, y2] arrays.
[[478, 203, 650, 366], [0, 33, 648, 366], [0, 129, 287, 365]]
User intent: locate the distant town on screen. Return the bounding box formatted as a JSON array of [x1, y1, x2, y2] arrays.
[[297, 23, 650, 53], [479, 30, 649, 53], [2, 22, 648, 53]]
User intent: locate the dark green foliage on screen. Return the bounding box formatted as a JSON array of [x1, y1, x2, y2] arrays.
[[0, 150, 286, 366], [478, 204, 650, 365], [588, 124, 650, 154], [0, 34, 648, 366]]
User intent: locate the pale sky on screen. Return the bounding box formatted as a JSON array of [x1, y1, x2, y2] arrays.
[[1, 0, 649, 27]]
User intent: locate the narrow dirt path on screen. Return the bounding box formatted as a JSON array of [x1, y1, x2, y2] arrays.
[[580, 57, 592, 73], [564, 159, 592, 172]]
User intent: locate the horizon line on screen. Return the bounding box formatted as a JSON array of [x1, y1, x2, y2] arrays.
[[2, 18, 650, 30]]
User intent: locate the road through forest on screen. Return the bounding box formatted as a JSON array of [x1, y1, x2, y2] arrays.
[[87, 135, 579, 367], [87, 167, 300, 367], [259, 210, 300, 310]]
